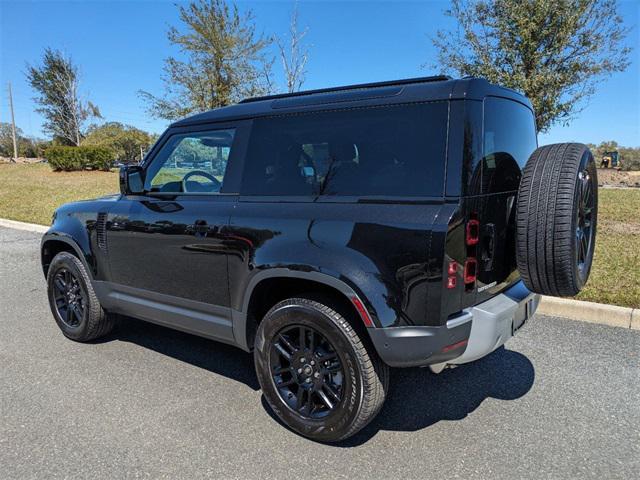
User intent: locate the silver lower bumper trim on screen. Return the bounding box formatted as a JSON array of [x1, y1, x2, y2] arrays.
[[449, 284, 540, 365]]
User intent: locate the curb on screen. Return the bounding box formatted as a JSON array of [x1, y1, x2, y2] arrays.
[[538, 296, 638, 330], [1, 217, 638, 331], [0, 218, 49, 233]]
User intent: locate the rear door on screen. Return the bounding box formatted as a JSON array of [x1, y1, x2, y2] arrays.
[[473, 96, 537, 302]]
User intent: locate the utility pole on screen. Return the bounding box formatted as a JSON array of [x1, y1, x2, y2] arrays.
[[8, 82, 18, 162]]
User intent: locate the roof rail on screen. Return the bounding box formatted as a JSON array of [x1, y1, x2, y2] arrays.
[[239, 75, 452, 104]]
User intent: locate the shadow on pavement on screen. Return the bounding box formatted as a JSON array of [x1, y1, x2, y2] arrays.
[[107, 317, 534, 446], [342, 346, 535, 446], [105, 316, 260, 390]]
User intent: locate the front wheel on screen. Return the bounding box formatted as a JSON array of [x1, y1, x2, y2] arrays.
[[254, 297, 388, 443], [46, 252, 115, 341]]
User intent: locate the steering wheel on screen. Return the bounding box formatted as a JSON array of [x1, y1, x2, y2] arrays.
[[182, 170, 221, 193]]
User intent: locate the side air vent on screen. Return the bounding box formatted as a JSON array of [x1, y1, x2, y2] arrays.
[[96, 212, 108, 252]]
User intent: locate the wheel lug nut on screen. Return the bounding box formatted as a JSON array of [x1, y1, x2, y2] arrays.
[[300, 358, 305, 363], [305, 378, 311, 383], [297, 368, 302, 374], [310, 361, 315, 366], [314, 372, 319, 378]]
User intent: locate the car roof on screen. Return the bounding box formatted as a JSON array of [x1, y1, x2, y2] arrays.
[[171, 76, 533, 128]]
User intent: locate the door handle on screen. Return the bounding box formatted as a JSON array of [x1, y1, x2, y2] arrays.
[[481, 223, 495, 271]]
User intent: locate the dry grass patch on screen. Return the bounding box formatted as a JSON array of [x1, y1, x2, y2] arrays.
[[0, 163, 119, 226]]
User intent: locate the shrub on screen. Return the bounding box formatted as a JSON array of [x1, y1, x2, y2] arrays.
[[45, 146, 114, 171], [621, 156, 640, 172]]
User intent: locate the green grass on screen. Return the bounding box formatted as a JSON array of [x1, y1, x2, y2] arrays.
[[152, 168, 223, 186], [574, 189, 640, 308], [1, 163, 639, 307], [152, 168, 195, 185]]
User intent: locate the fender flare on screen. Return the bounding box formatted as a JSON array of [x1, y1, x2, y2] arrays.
[[240, 268, 366, 313], [232, 268, 376, 351], [41, 232, 93, 279]]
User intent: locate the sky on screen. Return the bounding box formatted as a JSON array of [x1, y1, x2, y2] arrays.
[[0, 0, 638, 147]]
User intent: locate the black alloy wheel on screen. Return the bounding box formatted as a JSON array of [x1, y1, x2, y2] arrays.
[[51, 268, 87, 328], [46, 251, 115, 341], [270, 324, 344, 419], [576, 167, 595, 281], [254, 296, 388, 443]]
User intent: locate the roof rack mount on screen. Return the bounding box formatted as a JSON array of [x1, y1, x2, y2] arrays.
[[239, 75, 452, 104]]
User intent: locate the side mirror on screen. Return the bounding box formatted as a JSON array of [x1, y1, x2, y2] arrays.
[[119, 165, 145, 195]]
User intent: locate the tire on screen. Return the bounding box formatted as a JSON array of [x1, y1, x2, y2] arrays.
[[46, 252, 115, 341], [516, 143, 598, 296], [254, 296, 389, 443]]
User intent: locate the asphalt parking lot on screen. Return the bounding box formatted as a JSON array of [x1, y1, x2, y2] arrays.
[[1, 225, 639, 479]]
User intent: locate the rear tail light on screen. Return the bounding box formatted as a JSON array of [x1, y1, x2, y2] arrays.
[[447, 261, 457, 275], [464, 258, 478, 285], [446, 260, 458, 288], [466, 219, 480, 246], [464, 214, 479, 290]]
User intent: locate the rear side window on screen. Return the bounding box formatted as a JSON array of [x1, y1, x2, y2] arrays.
[[482, 97, 537, 193], [240, 102, 449, 197]]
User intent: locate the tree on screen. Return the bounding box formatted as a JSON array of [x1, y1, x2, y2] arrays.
[[139, 0, 273, 120], [0, 122, 22, 158], [26, 48, 102, 146], [0, 122, 49, 158], [432, 0, 631, 133], [277, 2, 310, 93], [83, 122, 157, 164]]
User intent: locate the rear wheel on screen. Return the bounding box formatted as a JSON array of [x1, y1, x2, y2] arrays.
[[516, 143, 598, 296], [254, 297, 388, 443], [46, 252, 115, 341]]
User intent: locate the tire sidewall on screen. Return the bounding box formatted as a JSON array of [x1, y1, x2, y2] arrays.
[[47, 253, 92, 340], [516, 142, 599, 296], [254, 302, 364, 442]]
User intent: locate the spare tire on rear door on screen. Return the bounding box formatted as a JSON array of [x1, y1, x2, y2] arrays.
[[516, 143, 598, 296]]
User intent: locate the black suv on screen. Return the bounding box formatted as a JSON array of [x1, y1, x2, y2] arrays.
[[41, 76, 597, 442]]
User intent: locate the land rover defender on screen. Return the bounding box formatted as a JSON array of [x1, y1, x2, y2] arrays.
[[41, 76, 597, 442]]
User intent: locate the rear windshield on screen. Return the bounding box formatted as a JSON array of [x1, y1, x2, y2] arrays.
[[240, 102, 449, 197]]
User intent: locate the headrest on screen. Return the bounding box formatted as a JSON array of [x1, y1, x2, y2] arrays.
[[329, 141, 357, 163]]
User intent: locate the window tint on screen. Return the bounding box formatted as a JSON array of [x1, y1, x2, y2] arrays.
[[240, 103, 449, 197], [483, 97, 537, 193], [145, 129, 235, 194]]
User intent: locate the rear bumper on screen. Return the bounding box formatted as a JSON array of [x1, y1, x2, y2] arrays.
[[368, 281, 540, 368]]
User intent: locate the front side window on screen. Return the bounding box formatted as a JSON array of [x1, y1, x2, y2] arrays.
[[145, 129, 235, 194], [240, 102, 449, 197]]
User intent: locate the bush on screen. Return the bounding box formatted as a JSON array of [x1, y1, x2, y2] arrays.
[[45, 146, 114, 171], [621, 156, 640, 172]]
